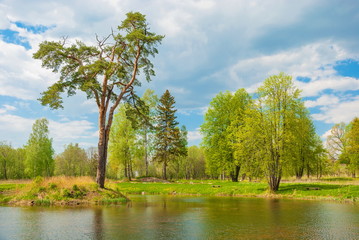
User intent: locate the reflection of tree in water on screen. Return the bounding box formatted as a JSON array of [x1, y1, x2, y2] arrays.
[[93, 208, 104, 240]]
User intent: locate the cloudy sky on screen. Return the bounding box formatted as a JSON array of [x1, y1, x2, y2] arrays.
[[0, 0, 358, 153]]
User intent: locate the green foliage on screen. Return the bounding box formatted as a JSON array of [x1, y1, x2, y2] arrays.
[[345, 117, 359, 175], [55, 143, 94, 176], [154, 90, 187, 179], [108, 104, 137, 180], [48, 183, 57, 189], [169, 145, 206, 180], [33, 12, 164, 188], [0, 143, 26, 180], [126, 89, 159, 176], [25, 118, 54, 178], [201, 89, 251, 181], [247, 73, 301, 191]]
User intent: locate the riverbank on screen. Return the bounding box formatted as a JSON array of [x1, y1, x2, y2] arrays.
[[116, 178, 359, 203], [1, 177, 358, 205], [0, 176, 128, 206]]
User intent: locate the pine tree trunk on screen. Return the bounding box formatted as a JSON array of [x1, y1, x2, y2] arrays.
[[96, 140, 107, 188], [96, 116, 109, 188]]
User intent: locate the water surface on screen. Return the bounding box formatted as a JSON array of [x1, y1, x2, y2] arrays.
[[0, 196, 358, 239]]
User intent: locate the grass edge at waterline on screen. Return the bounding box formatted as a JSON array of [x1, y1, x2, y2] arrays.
[[0, 176, 128, 206], [116, 179, 359, 203]]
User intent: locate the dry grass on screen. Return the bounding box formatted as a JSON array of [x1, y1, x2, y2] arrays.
[[40, 176, 96, 188], [0, 179, 32, 184], [0, 176, 128, 206]]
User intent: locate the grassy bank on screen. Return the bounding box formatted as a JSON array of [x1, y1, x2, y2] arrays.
[[116, 178, 359, 202], [0, 176, 128, 206], [1, 177, 358, 205]]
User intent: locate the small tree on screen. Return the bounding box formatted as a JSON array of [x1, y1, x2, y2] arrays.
[[0, 142, 14, 180], [55, 143, 89, 176], [154, 90, 186, 180], [33, 12, 163, 188], [108, 104, 137, 180], [25, 118, 54, 177], [326, 122, 347, 161], [345, 117, 359, 177], [126, 89, 159, 176]]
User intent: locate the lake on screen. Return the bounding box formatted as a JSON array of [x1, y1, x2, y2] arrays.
[[0, 196, 358, 239]]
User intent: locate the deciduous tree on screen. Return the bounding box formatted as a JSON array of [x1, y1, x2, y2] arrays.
[[25, 118, 54, 177], [255, 73, 301, 192], [201, 89, 251, 181], [55, 143, 89, 176], [345, 117, 359, 177], [108, 104, 137, 180]]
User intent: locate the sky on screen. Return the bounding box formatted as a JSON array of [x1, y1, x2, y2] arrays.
[[0, 0, 359, 153]]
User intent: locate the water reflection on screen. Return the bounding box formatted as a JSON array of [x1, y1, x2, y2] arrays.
[[0, 196, 358, 240], [93, 208, 104, 240]]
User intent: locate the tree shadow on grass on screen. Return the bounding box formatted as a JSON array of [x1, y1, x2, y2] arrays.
[[277, 183, 343, 194]]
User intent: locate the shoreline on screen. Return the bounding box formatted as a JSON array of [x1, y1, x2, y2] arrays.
[[1, 177, 358, 206]]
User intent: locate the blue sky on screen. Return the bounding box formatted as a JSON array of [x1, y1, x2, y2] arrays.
[[0, 0, 358, 153]]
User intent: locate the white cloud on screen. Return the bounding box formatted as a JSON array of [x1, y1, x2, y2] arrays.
[[226, 41, 352, 90], [0, 104, 17, 114], [312, 96, 359, 124], [0, 40, 57, 100], [305, 94, 340, 108], [178, 106, 208, 116], [188, 129, 202, 141], [1, 0, 359, 148], [296, 76, 359, 97], [321, 129, 332, 140], [49, 119, 95, 140], [0, 112, 97, 153]]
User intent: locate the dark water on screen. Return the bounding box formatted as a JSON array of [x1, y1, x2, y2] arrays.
[[0, 196, 358, 240]]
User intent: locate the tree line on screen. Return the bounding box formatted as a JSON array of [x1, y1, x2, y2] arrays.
[[107, 89, 205, 180], [1, 74, 358, 191], [0, 118, 98, 179], [31, 12, 358, 188], [0, 89, 207, 181], [326, 117, 359, 177], [200, 73, 358, 192]]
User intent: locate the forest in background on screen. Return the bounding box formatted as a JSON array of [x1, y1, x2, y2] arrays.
[[0, 73, 358, 192]]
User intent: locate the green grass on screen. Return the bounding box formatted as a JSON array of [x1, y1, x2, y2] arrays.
[[0, 183, 24, 191], [2, 178, 358, 205], [116, 179, 359, 202]]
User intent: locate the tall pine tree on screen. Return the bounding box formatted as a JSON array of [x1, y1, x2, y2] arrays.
[[154, 90, 185, 180]]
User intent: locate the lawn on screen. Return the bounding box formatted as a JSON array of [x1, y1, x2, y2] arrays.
[[116, 179, 359, 202]]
